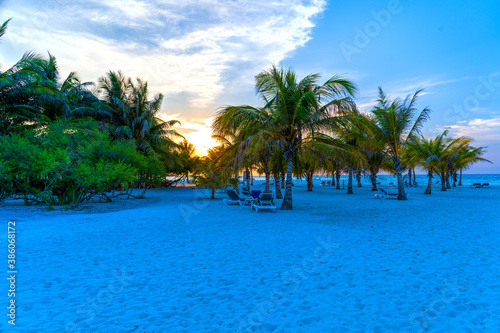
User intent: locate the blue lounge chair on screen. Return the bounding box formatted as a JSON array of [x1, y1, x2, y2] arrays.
[[375, 188, 408, 200], [223, 189, 246, 205]]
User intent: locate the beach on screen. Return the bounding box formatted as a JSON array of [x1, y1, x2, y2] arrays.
[[1, 180, 499, 332]]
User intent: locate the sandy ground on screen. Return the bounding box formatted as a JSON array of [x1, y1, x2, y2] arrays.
[[1, 182, 499, 332]]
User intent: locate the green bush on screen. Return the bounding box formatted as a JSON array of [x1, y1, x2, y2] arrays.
[[0, 119, 164, 206]]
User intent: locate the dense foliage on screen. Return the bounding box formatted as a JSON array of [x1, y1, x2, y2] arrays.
[[0, 120, 163, 206], [0, 19, 197, 207]]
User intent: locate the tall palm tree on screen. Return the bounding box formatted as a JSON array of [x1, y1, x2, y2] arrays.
[[355, 88, 431, 200], [213, 65, 357, 210]]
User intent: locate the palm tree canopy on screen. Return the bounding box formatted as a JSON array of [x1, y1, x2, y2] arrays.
[[213, 65, 357, 153]]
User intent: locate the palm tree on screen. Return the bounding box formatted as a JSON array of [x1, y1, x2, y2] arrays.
[[193, 146, 237, 199], [0, 52, 61, 134], [345, 113, 385, 191], [296, 148, 323, 192], [213, 65, 357, 210], [97, 71, 183, 156], [355, 88, 431, 200], [406, 131, 463, 194], [454, 146, 491, 186], [0, 19, 10, 42], [174, 139, 199, 183]]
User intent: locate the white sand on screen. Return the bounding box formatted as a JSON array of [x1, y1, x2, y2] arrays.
[[1, 182, 499, 332]]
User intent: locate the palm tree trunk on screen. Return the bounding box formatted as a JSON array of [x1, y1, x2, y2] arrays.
[[440, 172, 447, 191], [331, 173, 336, 186], [458, 169, 463, 186], [413, 168, 416, 185], [370, 169, 377, 191], [246, 168, 250, 188], [396, 171, 408, 200], [306, 171, 313, 191], [335, 170, 341, 190], [251, 169, 254, 186], [408, 168, 412, 186], [356, 170, 362, 187], [281, 151, 294, 210], [347, 167, 353, 194], [452, 171, 457, 187], [186, 173, 190, 184], [274, 173, 282, 199], [264, 169, 271, 193], [281, 173, 285, 189], [211, 188, 216, 199], [446, 170, 451, 189], [424, 171, 432, 194]]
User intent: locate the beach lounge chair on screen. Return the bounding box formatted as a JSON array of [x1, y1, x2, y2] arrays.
[[482, 183, 490, 188], [375, 188, 399, 200], [319, 181, 326, 186], [326, 181, 331, 186], [253, 193, 277, 213], [223, 189, 246, 206], [241, 186, 252, 196], [470, 183, 482, 188]]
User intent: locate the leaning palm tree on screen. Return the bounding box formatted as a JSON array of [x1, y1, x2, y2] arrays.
[[355, 88, 431, 200], [213, 65, 357, 210]]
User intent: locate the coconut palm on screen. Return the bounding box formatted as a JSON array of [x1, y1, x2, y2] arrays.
[[345, 113, 386, 191], [173, 139, 200, 183], [355, 88, 431, 200], [213, 65, 357, 210], [296, 148, 323, 192], [430, 131, 472, 191], [0, 52, 61, 134], [97, 71, 183, 156], [0, 19, 10, 44], [452, 145, 491, 186], [406, 130, 458, 194], [193, 146, 237, 199]]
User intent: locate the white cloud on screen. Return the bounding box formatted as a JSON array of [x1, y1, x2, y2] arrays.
[[438, 116, 500, 142], [0, 0, 327, 154], [1, 0, 326, 109]]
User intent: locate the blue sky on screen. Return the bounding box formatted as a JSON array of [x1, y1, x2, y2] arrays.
[[1, 0, 499, 172]]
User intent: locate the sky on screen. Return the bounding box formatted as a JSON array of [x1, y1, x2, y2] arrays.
[[1, 0, 499, 173]]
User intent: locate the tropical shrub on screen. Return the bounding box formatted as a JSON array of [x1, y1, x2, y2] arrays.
[[0, 119, 163, 206]]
